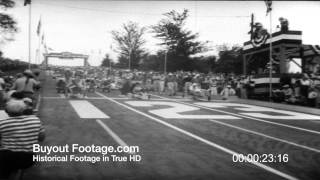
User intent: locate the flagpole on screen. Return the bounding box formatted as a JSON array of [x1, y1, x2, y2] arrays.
[[37, 31, 41, 65], [109, 45, 112, 72], [269, 8, 273, 101], [28, 2, 32, 69]]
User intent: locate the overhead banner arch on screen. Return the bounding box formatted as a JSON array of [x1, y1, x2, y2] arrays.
[[42, 52, 89, 68]]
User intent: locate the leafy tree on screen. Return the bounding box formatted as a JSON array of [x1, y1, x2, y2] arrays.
[[214, 45, 243, 74], [192, 55, 217, 73], [111, 21, 146, 69], [139, 52, 216, 73], [140, 52, 165, 72], [101, 54, 114, 67], [151, 9, 206, 71], [0, 0, 17, 46]]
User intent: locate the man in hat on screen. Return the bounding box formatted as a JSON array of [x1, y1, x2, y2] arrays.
[[282, 84, 293, 102], [279, 17, 289, 32], [220, 84, 236, 100], [11, 70, 40, 103], [166, 73, 175, 96], [159, 73, 166, 95]]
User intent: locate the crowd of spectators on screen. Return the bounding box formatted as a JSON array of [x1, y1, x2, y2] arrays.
[[272, 73, 320, 107], [49, 66, 320, 108], [0, 69, 44, 179], [0, 66, 319, 178]]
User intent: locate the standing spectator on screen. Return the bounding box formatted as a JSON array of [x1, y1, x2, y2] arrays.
[[235, 79, 241, 98], [209, 78, 218, 97], [293, 79, 301, 98], [182, 73, 192, 97], [152, 72, 161, 94], [240, 76, 248, 99], [159, 74, 166, 95], [166, 73, 175, 96], [173, 74, 178, 96], [279, 17, 289, 32]]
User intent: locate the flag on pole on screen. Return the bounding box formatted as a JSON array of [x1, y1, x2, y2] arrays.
[[43, 44, 48, 53], [264, 0, 272, 16], [36, 17, 41, 36], [41, 34, 45, 44], [24, 0, 31, 6]]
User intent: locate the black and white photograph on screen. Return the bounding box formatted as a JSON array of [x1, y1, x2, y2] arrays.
[[0, 0, 320, 179]]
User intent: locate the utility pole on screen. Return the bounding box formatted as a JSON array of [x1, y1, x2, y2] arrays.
[[268, 6, 273, 101], [28, 2, 32, 69], [128, 48, 131, 71], [109, 48, 112, 72], [164, 28, 168, 74]]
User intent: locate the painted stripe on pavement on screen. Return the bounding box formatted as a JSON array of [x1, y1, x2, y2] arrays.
[[69, 100, 109, 119], [96, 120, 130, 148], [151, 94, 320, 135], [209, 119, 320, 153], [95, 92, 298, 180]]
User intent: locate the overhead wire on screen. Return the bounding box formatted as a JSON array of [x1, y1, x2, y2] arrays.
[[36, 1, 250, 18]]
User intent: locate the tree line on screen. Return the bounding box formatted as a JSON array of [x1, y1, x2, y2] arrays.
[[101, 9, 243, 74], [0, 2, 243, 74]]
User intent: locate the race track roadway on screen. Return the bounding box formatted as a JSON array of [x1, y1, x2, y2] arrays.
[[23, 74, 320, 180]]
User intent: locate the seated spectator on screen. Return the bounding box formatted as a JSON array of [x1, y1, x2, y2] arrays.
[[0, 99, 45, 179], [220, 85, 236, 100], [101, 78, 112, 92], [56, 78, 67, 93], [300, 73, 311, 99], [11, 70, 40, 105], [282, 84, 294, 102], [67, 75, 86, 98], [130, 82, 150, 100], [307, 87, 318, 107]]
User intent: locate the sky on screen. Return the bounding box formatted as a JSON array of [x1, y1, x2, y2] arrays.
[[0, 0, 320, 66]]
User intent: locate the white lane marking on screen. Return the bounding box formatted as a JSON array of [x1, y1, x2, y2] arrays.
[[69, 100, 110, 119], [86, 97, 110, 99], [151, 94, 320, 135], [42, 96, 64, 99], [197, 102, 320, 120], [209, 119, 320, 153], [95, 92, 298, 180], [43, 96, 128, 100], [96, 119, 134, 154], [151, 98, 193, 101], [110, 97, 130, 100], [126, 101, 240, 119]]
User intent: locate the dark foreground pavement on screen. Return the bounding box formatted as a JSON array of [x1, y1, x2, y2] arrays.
[[21, 72, 320, 180]]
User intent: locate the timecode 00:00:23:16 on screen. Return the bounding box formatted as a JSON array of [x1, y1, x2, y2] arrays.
[[232, 154, 289, 163]]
